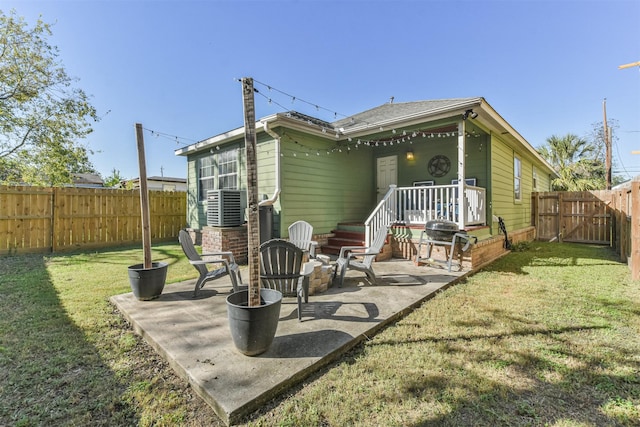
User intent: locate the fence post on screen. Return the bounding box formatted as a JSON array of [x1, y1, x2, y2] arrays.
[[557, 192, 564, 243], [50, 188, 56, 253], [632, 180, 640, 280]]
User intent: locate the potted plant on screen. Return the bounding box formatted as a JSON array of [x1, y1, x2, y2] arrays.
[[127, 123, 167, 301], [226, 77, 282, 356]]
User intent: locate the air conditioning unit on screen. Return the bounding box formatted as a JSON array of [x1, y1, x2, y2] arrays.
[[207, 190, 244, 227]]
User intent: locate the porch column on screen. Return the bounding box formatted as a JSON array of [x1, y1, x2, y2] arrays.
[[457, 120, 466, 229]]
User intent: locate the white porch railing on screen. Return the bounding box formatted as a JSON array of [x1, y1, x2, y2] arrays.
[[364, 184, 486, 246]]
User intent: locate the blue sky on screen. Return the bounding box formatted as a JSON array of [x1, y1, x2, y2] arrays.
[[3, 0, 639, 180]]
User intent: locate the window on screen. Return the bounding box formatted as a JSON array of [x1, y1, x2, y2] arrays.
[[217, 149, 238, 190], [198, 147, 239, 201], [451, 178, 477, 186], [199, 156, 216, 201], [514, 155, 522, 201], [532, 167, 538, 191]]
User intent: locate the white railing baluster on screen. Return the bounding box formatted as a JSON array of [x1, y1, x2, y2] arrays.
[[364, 184, 486, 246]]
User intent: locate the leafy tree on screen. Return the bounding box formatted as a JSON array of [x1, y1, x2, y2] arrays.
[[538, 133, 606, 191], [103, 168, 125, 187], [0, 9, 99, 186]]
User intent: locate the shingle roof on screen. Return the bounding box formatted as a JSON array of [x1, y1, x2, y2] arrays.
[[331, 98, 482, 131]]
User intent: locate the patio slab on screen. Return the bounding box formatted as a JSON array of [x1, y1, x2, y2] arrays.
[[110, 259, 469, 425]]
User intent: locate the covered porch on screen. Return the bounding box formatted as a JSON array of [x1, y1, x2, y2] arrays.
[[363, 119, 488, 246]]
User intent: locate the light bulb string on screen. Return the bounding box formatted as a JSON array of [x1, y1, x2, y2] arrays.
[[246, 79, 483, 141], [140, 126, 198, 145]]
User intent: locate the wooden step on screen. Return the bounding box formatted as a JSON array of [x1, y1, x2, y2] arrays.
[[330, 230, 366, 241], [321, 223, 366, 255]]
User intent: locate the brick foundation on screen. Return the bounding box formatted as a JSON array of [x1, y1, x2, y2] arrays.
[[197, 228, 337, 265], [389, 225, 537, 271], [201, 225, 249, 265]]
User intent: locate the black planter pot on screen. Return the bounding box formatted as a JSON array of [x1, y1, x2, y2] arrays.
[[226, 288, 282, 356], [127, 262, 168, 301]]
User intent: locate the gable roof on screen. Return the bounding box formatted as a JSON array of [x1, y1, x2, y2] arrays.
[[174, 96, 554, 174], [332, 98, 482, 132]]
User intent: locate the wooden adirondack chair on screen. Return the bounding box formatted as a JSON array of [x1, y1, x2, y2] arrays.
[[178, 229, 243, 297], [287, 220, 318, 258], [332, 226, 388, 287], [260, 239, 315, 321]]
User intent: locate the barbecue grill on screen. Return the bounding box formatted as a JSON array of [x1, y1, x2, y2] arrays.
[[416, 220, 477, 272], [424, 219, 460, 241]]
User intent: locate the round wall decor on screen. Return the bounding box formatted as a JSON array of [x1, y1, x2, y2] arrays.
[[428, 155, 451, 177]]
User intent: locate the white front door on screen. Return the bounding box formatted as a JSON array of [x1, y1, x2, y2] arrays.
[[376, 155, 397, 201]]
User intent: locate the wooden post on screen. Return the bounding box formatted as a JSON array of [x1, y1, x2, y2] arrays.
[[242, 78, 261, 307], [620, 188, 628, 262], [135, 123, 152, 269], [456, 120, 466, 230], [632, 179, 640, 280], [603, 99, 612, 190], [558, 191, 564, 243]]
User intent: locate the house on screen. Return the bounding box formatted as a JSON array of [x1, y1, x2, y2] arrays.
[[72, 173, 104, 188], [175, 97, 556, 267], [120, 176, 187, 192]]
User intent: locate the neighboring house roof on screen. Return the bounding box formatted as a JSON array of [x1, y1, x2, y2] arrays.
[[72, 173, 104, 187], [129, 176, 187, 184], [116, 176, 187, 191]]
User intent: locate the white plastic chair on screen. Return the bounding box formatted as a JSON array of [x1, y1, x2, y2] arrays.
[[178, 229, 243, 297], [332, 226, 388, 287], [287, 220, 318, 258]]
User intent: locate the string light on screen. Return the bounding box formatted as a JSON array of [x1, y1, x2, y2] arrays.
[[142, 127, 198, 145], [252, 79, 346, 121], [248, 79, 487, 144], [234, 79, 483, 159]]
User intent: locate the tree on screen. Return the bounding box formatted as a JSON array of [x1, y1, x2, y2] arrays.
[[103, 168, 125, 187], [538, 133, 606, 191], [0, 10, 98, 186]]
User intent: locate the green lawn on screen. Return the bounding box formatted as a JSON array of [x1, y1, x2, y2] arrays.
[[1, 242, 638, 426]]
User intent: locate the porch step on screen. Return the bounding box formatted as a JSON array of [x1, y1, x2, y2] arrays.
[[321, 223, 365, 256]]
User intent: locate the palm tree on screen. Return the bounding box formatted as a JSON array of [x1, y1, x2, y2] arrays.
[[538, 134, 605, 191]]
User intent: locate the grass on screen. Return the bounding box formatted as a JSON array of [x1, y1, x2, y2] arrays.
[[1, 242, 639, 426]]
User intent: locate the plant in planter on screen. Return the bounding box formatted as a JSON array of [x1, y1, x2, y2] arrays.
[[226, 77, 282, 356], [127, 123, 167, 301]]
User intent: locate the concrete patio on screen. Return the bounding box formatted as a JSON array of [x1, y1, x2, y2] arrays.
[[110, 259, 471, 425]]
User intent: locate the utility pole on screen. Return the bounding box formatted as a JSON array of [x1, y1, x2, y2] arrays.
[[619, 61, 640, 70], [603, 99, 612, 190]]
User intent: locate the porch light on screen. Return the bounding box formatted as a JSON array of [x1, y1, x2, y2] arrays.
[[406, 150, 415, 161], [462, 109, 478, 120]]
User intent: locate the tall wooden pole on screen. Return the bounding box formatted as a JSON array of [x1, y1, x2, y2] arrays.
[[135, 123, 152, 269], [242, 78, 261, 307], [618, 61, 640, 70], [603, 99, 612, 190]]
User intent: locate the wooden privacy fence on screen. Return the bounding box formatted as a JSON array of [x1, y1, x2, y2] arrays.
[[0, 185, 187, 254], [533, 190, 614, 245], [532, 184, 640, 280]]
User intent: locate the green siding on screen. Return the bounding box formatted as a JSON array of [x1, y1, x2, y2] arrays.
[[183, 116, 554, 244], [278, 129, 374, 236], [370, 133, 488, 187], [489, 133, 552, 234]]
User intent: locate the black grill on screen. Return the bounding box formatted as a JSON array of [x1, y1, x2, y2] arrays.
[[424, 220, 460, 241]]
